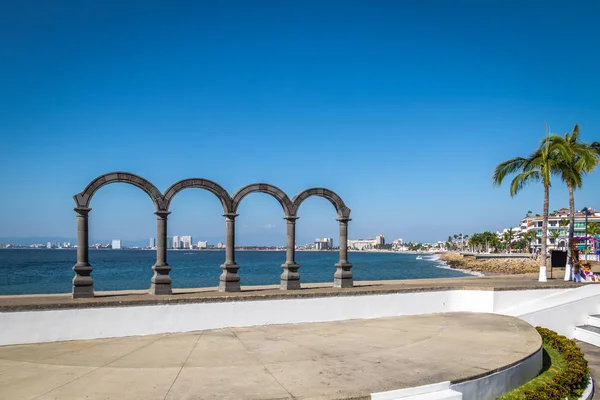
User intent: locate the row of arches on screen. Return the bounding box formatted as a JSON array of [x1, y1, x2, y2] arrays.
[[72, 172, 353, 298]]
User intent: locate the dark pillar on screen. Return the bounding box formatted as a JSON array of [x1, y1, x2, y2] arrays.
[[72, 207, 94, 298], [150, 210, 172, 295], [334, 217, 353, 288], [219, 213, 240, 292], [281, 216, 300, 290]]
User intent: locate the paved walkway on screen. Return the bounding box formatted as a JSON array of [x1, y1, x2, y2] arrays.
[[577, 341, 600, 399], [0, 312, 540, 400]]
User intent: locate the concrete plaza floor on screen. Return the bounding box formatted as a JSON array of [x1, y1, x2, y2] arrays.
[[0, 312, 540, 400]]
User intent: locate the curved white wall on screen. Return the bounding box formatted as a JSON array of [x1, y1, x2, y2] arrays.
[[1, 286, 600, 346]]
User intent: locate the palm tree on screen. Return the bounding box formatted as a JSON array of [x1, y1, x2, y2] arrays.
[[549, 229, 561, 248], [588, 222, 600, 236], [524, 230, 538, 254], [526, 210, 533, 217], [549, 124, 600, 267], [492, 125, 565, 280]]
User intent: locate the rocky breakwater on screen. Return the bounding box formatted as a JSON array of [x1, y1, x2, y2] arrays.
[[440, 252, 540, 275]]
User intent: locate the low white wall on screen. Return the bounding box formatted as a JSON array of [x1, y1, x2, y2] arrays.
[[450, 348, 542, 400], [1, 286, 600, 345]]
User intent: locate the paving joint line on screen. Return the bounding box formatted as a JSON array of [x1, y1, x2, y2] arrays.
[[31, 334, 168, 399], [229, 327, 296, 399], [162, 332, 204, 400]]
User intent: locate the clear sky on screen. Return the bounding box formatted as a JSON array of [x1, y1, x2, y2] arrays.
[[1, 1, 599, 246]]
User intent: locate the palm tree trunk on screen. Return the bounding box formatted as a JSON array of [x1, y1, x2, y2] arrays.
[[568, 184, 575, 267], [540, 184, 549, 271]]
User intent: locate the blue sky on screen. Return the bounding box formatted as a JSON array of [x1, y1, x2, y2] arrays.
[[1, 1, 599, 246]]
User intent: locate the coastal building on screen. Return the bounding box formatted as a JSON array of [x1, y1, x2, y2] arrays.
[[392, 238, 405, 250], [314, 238, 333, 250], [111, 240, 121, 249], [180, 236, 193, 249], [197, 241, 207, 249], [216, 242, 224, 249], [170, 236, 193, 249], [504, 207, 600, 251], [149, 238, 156, 248], [375, 235, 385, 246], [167, 236, 173, 249], [347, 238, 376, 250], [46, 242, 52, 249]]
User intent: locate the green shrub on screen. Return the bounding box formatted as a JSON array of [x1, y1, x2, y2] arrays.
[[498, 327, 589, 399]]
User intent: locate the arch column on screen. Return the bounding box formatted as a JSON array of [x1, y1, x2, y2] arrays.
[[72, 207, 94, 298], [219, 213, 240, 292], [334, 217, 353, 288], [281, 216, 300, 290], [150, 210, 172, 295]]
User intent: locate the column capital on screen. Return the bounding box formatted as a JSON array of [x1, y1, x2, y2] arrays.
[[336, 217, 352, 223], [155, 210, 171, 217], [283, 216, 299, 222], [223, 213, 239, 219], [74, 207, 91, 215]]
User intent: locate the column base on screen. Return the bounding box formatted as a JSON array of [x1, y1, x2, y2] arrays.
[[150, 263, 172, 295], [334, 261, 353, 288], [280, 263, 300, 290], [149, 283, 172, 295], [72, 285, 94, 299], [219, 262, 241, 292], [72, 262, 94, 299], [538, 266, 547, 282]]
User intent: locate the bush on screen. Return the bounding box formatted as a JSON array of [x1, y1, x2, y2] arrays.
[[500, 327, 589, 399]]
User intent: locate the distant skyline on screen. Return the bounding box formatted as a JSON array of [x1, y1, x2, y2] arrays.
[[1, 1, 599, 245]]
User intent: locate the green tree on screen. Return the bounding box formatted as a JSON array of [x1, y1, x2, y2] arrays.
[[549, 124, 600, 266], [588, 222, 600, 236], [549, 229, 561, 247], [492, 125, 566, 276]]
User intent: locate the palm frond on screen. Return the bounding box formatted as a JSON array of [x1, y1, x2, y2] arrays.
[[492, 157, 528, 186], [510, 170, 541, 197]]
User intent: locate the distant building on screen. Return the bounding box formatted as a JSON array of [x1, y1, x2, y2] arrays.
[[314, 238, 333, 250], [347, 239, 376, 250], [197, 241, 207, 249], [180, 236, 193, 249], [46, 242, 52, 249], [216, 242, 224, 249], [172, 236, 181, 249], [111, 240, 121, 249], [392, 238, 404, 250], [149, 238, 156, 248], [375, 235, 385, 246], [167, 236, 173, 249]]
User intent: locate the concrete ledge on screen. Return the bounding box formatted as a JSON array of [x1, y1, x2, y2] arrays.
[[450, 346, 542, 399], [0, 275, 581, 312]]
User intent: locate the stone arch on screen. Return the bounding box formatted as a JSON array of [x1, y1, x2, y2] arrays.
[[163, 178, 233, 214], [72, 172, 165, 210], [231, 184, 293, 216], [291, 188, 351, 219]]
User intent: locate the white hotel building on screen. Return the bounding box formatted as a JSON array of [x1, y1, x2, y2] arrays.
[[504, 207, 600, 251], [347, 235, 385, 250]]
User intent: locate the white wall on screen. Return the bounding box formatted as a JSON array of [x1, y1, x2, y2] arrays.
[[2, 286, 600, 346]]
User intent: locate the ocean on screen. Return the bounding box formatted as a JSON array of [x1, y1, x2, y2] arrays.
[[0, 249, 469, 295]]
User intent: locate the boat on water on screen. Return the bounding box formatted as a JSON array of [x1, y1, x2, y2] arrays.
[[416, 256, 423, 260]]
